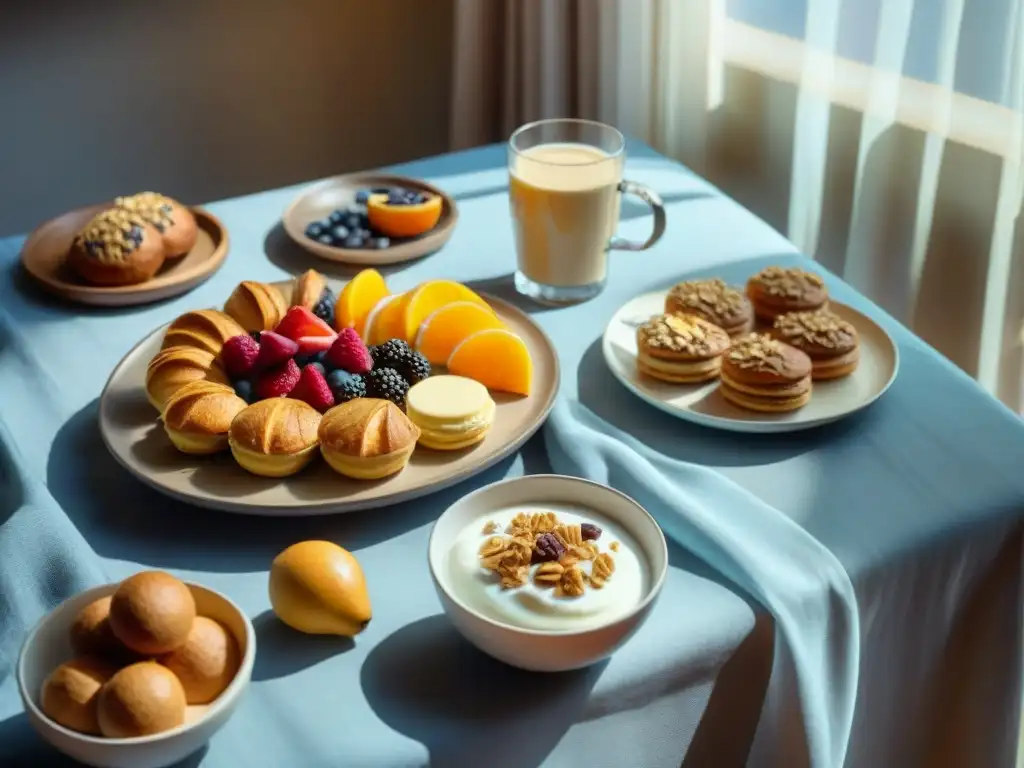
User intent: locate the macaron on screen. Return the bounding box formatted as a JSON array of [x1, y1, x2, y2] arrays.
[[405, 375, 496, 450], [746, 266, 828, 321], [635, 313, 731, 384], [664, 278, 753, 337], [719, 333, 813, 412], [772, 309, 859, 380]]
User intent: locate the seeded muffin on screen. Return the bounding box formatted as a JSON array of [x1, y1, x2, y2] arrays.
[[67, 207, 166, 286], [115, 192, 197, 258], [665, 278, 753, 337], [773, 310, 859, 380], [635, 313, 731, 384], [719, 333, 812, 413], [746, 266, 828, 321]]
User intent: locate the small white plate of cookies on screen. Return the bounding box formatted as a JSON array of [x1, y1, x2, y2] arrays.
[[602, 266, 899, 433]]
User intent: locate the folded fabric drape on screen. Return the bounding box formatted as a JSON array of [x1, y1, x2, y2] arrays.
[[544, 399, 860, 767]]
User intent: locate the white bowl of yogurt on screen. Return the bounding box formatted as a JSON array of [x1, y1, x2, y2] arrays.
[[428, 474, 668, 672]]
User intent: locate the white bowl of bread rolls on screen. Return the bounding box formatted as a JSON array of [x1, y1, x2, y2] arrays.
[[17, 571, 255, 768]]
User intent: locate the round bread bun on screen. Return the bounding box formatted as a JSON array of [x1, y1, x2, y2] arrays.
[[67, 207, 165, 286], [108, 571, 196, 655], [116, 192, 198, 258]]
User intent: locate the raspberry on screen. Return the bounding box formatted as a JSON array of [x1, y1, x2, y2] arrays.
[[326, 369, 366, 404], [580, 523, 602, 541], [255, 331, 299, 370], [532, 533, 566, 563], [254, 358, 301, 399], [290, 364, 335, 412], [365, 367, 409, 407], [220, 334, 260, 380], [325, 328, 372, 374], [275, 306, 335, 341]]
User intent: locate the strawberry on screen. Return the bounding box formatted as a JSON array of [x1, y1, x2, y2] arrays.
[[324, 328, 373, 374], [275, 306, 335, 341], [221, 334, 260, 379], [290, 364, 335, 412], [296, 334, 336, 357], [255, 330, 299, 370], [254, 358, 301, 399]]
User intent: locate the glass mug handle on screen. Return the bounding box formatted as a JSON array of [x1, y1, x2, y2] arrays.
[[609, 180, 666, 252]]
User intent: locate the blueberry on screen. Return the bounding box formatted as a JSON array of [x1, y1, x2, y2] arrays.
[[318, 217, 334, 230], [314, 349, 330, 369], [354, 227, 373, 240], [328, 209, 346, 225], [344, 213, 362, 229], [355, 189, 370, 204], [317, 234, 334, 246], [408, 192, 425, 204], [343, 235, 365, 249], [233, 380, 254, 403], [331, 225, 349, 241], [305, 222, 324, 239], [387, 191, 406, 206], [370, 236, 390, 249]]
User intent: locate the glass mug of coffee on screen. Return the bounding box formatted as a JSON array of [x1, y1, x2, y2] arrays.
[[508, 119, 666, 304]]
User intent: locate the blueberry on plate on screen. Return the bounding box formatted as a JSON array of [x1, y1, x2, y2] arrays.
[[317, 234, 334, 246], [317, 217, 334, 231], [328, 209, 345, 225], [344, 213, 362, 229], [343, 235, 365, 249], [408, 192, 425, 204], [331, 225, 349, 241], [355, 189, 370, 204], [305, 222, 324, 239], [387, 191, 406, 206], [370, 236, 390, 249]]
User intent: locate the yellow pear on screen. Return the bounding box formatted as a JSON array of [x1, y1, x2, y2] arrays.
[[268, 541, 372, 637]]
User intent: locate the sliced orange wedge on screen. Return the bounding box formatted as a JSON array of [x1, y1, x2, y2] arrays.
[[364, 293, 407, 345], [336, 268, 389, 336], [367, 194, 443, 238], [415, 301, 505, 365], [447, 328, 532, 396], [400, 279, 493, 341]]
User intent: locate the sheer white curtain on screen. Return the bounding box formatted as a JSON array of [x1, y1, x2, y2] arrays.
[[451, 0, 1024, 412]]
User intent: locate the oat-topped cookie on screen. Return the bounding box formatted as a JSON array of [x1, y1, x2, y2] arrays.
[[636, 313, 731, 359], [773, 310, 857, 355], [723, 333, 811, 381], [746, 266, 828, 320], [665, 278, 752, 335]]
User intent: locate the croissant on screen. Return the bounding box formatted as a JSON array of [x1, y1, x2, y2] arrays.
[[291, 269, 327, 312], [223, 281, 288, 332], [228, 398, 322, 477], [146, 346, 228, 411], [162, 380, 247, 454], [161, 309, 246, 356], [318, 398, 420, 480]]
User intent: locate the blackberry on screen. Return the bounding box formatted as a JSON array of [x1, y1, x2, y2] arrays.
[[371, 339, 431, 384], [365, 366, 409, 407], [326, 369, 365, 404], [312, 286, 336, 325]]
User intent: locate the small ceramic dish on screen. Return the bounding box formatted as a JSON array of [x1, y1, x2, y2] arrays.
[[428, 474, 668, 672], [20, 204, 229, 308], [282, 172, 458, 266], [17, 581, 255, 768]]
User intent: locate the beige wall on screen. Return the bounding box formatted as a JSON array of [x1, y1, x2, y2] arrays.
[[0, 0, 454, 236]]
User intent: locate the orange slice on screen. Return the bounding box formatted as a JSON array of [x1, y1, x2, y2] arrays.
[[364, 293, 407, 345], [447, 328, 532, 396], [415, 301, 505, 365], [336, 268, 389, 336], [366, 194, 443, 238], [400, 279, 493, 341]]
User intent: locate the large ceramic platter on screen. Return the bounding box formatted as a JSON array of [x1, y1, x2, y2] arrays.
[[282, 172, 457, 266], [99, 289, 559, 516], [20, 204, 228, 307], [603, 290, 899, 433]]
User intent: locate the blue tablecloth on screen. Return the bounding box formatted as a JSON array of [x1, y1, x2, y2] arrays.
[[1, 142, 1022, 768]]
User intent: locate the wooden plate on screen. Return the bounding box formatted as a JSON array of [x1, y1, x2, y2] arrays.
[[603, 291, 899, 433], [20, 203, 229, 307], [98, 288, 559, 516], [281, 173, 458, 266]]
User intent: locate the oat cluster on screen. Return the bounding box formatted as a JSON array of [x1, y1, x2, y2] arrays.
[[753, 266, 825, 299], [668, 279, 746, 318], [638, 314, 726, 356], [115, 192, 176, 233], [727, 333, 791, 373], [75, 208, 150, 263], [478, 511, 614, 597], [774, 310, 856, 350]]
